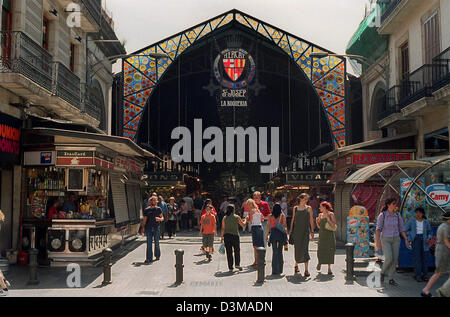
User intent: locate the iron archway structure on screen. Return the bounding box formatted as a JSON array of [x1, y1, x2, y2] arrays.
[[122, 9, 347, 149]]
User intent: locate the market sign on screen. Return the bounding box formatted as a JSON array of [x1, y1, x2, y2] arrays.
[[56, 150, 94, 166], [0, 112, 21, 164], [426, 184, 450, 208], [334, 153, 412, 169], [286, 172, 332, 184]]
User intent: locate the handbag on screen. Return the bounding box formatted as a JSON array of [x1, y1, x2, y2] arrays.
[[325, 215, 337, 232], [218, 243, 225, 255]]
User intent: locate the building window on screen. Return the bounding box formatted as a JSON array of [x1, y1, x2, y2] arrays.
[[70, 43, 76, 72], [42, 17, 49, 50], [423, 11, 440, 64], [400, 42, 409, 80], [1, 0, 12, 59]]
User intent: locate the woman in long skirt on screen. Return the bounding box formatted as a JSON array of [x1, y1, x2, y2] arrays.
[[289, 193, 315, 276], [316, 201, 337, 275]]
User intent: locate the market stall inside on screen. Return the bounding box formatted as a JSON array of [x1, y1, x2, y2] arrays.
[[20, 128, 156, 266]]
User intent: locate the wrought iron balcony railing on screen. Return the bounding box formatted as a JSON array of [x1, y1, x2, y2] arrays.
[[379, 85, 401, 121], [0, 31, 53, 92], [84, 86, 102, 121], [80, 0, 102, 27], [53, 62, 81, 109], [399, 64, 434, 108], [380, 0, 403, 24], [432, 47, 450, 91]]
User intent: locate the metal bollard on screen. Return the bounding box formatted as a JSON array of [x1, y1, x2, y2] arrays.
[[28, 248, 39, 285], [345, 243, 355, 280], [175, 249, 184, 284], [256, 247, 266, 284], [102, 248, 113, 285]]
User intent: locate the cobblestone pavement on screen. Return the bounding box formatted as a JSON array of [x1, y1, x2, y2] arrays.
[[3, 232, 447, 297]]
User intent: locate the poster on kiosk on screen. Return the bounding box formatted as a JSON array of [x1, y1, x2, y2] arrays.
[[347, 206, 370, 258]]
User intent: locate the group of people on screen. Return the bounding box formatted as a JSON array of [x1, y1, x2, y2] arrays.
[[375, 198, 450, 296]]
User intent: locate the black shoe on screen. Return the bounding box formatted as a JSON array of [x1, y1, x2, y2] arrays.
[[422, 276, 429, 282], [155, 258, 160, 261], [389, 279, 398, 286], [328, 270, 333, 276], [304, 271, 311, 277], [416, 277, 423, 282], [421, 291, 432, 297]]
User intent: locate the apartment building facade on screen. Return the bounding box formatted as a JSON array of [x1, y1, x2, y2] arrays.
[[0, 0, 125, 254], [347, 0, 449, 158]]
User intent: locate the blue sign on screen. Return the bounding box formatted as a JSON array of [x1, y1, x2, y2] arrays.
[[40, 152, 52, 164], [426, 184, 450, 208]]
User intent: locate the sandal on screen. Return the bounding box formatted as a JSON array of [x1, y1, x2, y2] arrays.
[[389, 279, 398, 287], [294, 266, 299, 274], [316, 264, 321, 271], [304, 271, 310, 277], [421, 291, 432, 297]]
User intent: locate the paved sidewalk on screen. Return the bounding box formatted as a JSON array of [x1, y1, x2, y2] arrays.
[[3, 232, 447, 297]]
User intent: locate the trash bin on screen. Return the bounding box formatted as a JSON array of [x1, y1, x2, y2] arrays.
[[18, 251, 29, 266]]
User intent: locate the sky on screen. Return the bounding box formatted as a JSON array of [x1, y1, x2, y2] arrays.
[[105, 0, 370, 74]]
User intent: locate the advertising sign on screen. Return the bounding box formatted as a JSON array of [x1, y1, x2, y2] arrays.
[[347, 216, 370, 258], [401, 177, 426, 223], [0, 112, 21, 165], [56, 151, 94, 166], [426, 184, 450, 208]]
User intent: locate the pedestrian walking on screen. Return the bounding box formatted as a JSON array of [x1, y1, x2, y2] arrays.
[[316, 201, 336, 275], [247, 199, 265, 268], [220, 204, 247, 272], [309, 195, 320, 232], [253, 191, 271, 248], [183, 193, 194, 231], [180, 199, 189, 231], [0, 210, 11, 296], [141, 196, 164, 263], [376, 198, 410, 286], [200, 206, 217, 261], [290, 193, 315, 277], [194, 194, 204, 229], [218, 196, 229, 232], [158, 195, 168, 240], [421, 212, 450, 297], [167, 197, 179, 239], [241, 199, 252, 233], [266, 204, 288, 275], [404, 207, 433, 282]]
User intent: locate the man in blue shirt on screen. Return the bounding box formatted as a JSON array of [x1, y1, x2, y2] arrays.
[[141, 196, 164, 263], [62, 194, 77, 214], [158, 195, 168, 240]]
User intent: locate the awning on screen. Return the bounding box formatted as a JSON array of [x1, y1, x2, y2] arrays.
[[345, 160, 432, 184], [25, 128, 161, 160]]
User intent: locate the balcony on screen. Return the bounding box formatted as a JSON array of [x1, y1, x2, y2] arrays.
[[53, 62, 81, 109], [378, 85, 401, 121], [399, 64, 434, 107], [432, 47, 450, 93], [0, 31, 53, 100], [84, 87, 103, 122], [378, 0, 423, 35]]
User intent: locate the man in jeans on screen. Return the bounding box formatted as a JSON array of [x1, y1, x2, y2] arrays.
[[141, 196, 164, 263]]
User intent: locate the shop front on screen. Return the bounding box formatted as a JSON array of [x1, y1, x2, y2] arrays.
[[321, 132, 417, 242], [364, 156, 450, 268], [20, 129, 155, 266], [0, 111, 21, 255]]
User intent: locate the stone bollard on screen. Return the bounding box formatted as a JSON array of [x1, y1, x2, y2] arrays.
[[256, 247, 266, 284], [345, 243, 355, 280], [102, 248, 113, 285], [28, 248, 39, 285], [175, 249, 184, 284]]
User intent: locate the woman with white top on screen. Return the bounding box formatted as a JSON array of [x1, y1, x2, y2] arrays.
[[404, 207, 433, 282], [246, 199, 264, 268]]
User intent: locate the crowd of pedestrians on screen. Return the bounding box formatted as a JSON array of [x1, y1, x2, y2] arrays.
[[140, 191, 449, 297]]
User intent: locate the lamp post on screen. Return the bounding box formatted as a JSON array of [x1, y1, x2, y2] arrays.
[[309, 52, 387, 80]]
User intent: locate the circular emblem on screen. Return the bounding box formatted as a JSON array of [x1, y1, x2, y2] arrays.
[[214, 48, 256, 89], [51, 238, 62, 250]]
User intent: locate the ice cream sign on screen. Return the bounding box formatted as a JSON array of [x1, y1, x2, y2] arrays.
[[426, 184, 450, 208]]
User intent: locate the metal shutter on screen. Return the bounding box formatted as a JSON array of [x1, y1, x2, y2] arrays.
[[110, 173, 130, 226]]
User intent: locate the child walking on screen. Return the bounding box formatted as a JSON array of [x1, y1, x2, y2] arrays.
[[200, 206, 217, 261]]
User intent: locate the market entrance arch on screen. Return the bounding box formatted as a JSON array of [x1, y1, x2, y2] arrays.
[[122, 10, 347, 152]]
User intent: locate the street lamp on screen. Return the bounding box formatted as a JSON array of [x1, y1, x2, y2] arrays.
[[309, 52, 387, 80]]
